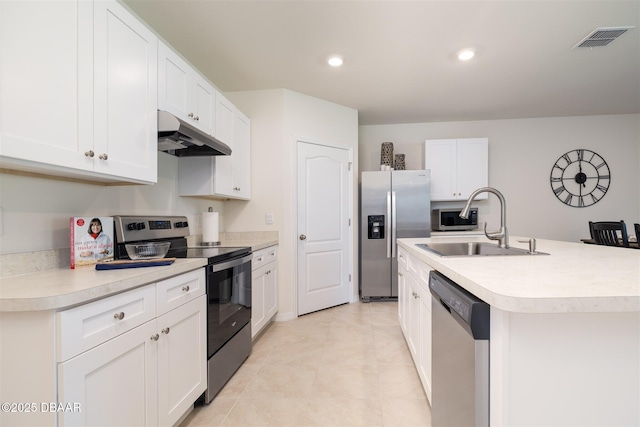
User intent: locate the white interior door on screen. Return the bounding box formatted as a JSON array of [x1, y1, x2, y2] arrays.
[[297, 141, 352, 316]]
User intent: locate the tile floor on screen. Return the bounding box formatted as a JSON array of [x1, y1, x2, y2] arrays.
[[181, 301, 431, 427]]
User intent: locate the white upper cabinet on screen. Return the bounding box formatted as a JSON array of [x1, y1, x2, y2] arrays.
[[92, 0, 158, 183], [158, 41, 215, 136], [0, 0, 158, 184], [178, 100, 251, 200], [424, 138, 488, 201]]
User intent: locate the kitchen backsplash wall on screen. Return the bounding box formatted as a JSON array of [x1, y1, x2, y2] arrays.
[[0, 153, 224, 255], [359, 114, 640, 244]]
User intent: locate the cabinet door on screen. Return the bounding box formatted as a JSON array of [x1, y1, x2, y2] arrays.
[[192, 73, 216, 136], [425, 139, 457, 201], [58, 320, 158, 427], [417, 281, 432, 403], [232, 110, 251, 199], [398, 250, 409, 334], [158, 41, 190, 122], [251, 264, 267, 338], [408, 278, 421, 361], [157, 295, 207, 426], [398, 267, 408, 335], [264, 261, 278, 322], [93, 0, 158, 183], [0, 0, 90, 171], [456, 138, 488, 199], [214, 92, 235, 196]]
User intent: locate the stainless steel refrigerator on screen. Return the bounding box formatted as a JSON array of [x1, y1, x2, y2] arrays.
[[359, 170, 431, 301]]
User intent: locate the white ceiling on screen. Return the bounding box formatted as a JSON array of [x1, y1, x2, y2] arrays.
[[123, 0, 640, 126]]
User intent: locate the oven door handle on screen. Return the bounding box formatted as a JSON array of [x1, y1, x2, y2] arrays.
[[208, 253, 253, 272]]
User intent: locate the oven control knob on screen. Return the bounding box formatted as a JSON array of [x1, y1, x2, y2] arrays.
[[136, 222, 146, 230], [127, 223, 137, 231], [175, 221, 188, 228]]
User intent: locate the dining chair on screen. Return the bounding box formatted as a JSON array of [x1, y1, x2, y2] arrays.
[[634, 223, 640, 246], [589, 220, 629, 247]]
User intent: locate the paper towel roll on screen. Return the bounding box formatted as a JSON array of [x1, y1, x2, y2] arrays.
[[202, 211, 220, 244]]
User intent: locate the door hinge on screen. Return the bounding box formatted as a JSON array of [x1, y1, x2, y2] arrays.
[[349, 274, 352, 282], [348, 218, 351, 226], [348, 162, 352, 171]]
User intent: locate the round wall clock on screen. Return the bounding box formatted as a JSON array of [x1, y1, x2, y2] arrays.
[[549, 149, 610, 208]]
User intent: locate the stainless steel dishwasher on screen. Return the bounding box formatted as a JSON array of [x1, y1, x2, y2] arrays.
[[429, 271, 490, 427]]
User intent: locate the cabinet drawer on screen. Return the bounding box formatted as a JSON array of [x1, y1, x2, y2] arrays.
[[156, 269, 205, 316], [252, 245, 278, 270], [58, 284, 156, 361]]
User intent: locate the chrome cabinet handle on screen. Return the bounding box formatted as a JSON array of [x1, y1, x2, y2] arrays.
[[113, 312, 125, 320], [188, 112, 194, 118], [234, 187, 240, 191], [194, 116, 199, 121], [99, 153, 108, 160], [85, 150, 94, 157], [299, 234, 307, 240], [150, 334, 159, 341], [182, 285, 190, 292], [161, 327, 170, 334], [399, 272, 403, 277]]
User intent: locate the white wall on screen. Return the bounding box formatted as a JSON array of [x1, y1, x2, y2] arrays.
[[226, 89, 359, 319], [0, 153, 224, 255], [359, 114, 640, 243]]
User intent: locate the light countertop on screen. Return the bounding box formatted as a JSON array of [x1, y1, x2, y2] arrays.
[[0, 232, 279, 313], [398, 235, 640, 314], [0, 258, 207, 312]]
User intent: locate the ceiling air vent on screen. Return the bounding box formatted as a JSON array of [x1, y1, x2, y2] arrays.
[[573, 26, 635, 49]]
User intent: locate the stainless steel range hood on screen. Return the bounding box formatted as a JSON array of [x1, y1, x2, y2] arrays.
[[157, 110, 232, 157]]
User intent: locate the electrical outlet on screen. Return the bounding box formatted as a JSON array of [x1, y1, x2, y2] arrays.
[[265, 213, 274, 225]]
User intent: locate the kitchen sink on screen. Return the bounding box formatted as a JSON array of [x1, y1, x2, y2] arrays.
[[416, 242, 548, 257]]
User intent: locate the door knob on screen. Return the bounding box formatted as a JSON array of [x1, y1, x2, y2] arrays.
[[299, 234, 307, 240]]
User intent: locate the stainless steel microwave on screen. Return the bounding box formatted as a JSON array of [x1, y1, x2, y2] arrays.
[[431, 208, 478, 231]]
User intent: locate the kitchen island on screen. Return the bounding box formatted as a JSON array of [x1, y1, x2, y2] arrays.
[[399, 236, 640, 427]]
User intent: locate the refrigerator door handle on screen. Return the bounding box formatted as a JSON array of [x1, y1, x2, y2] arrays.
[[391, 191, 397, 258], [386, 191, 392, 258]]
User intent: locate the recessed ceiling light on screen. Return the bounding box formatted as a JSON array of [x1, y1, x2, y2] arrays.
[[457, 48, 475, 61], [328, 56, 344, 67]]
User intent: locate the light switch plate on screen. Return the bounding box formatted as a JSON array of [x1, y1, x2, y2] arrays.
[[265, 213, 274, 225]]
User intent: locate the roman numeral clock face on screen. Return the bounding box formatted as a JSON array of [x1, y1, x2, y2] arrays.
[[550, 149, 610, 207]]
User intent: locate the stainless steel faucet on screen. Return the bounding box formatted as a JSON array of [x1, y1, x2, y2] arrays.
[[460, 187, 509, 248]]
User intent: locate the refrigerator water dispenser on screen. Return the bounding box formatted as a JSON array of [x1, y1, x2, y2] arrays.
[[368, 215, 385, 239]]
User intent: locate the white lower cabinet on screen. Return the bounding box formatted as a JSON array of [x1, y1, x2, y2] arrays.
[[398, 248, 432, 403], [58, 319, 159, 426], [57, 269, 206, 427], [251, 246, 278, 338]]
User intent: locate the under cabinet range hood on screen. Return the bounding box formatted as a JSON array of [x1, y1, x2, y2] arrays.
[[157, 110, 232, 157]]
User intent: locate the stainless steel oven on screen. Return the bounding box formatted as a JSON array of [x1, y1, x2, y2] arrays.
[[204, 251, 252, 402], [113, 215, 252, 404]]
